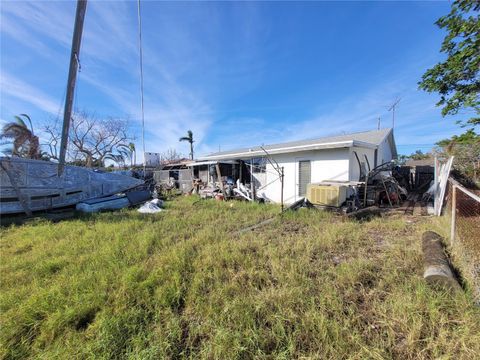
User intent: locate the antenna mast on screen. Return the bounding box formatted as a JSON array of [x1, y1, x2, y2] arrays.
[[58, 0, 87, 176], [137, 0, 146, 176], [388, 98, 401, 129]]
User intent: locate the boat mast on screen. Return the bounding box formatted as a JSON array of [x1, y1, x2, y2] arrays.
[[58, 0, 87, 176]]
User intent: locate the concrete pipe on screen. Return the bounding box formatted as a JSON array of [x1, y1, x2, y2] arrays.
[[422, 231, 461, 292]]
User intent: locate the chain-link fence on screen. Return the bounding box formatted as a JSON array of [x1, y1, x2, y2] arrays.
[[445, 178, 480, 300]]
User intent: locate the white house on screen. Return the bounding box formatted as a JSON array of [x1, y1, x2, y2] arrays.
[[198, 128, 397, 204]]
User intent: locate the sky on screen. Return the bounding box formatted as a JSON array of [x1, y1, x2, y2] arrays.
[[0, 0, 471, 160]]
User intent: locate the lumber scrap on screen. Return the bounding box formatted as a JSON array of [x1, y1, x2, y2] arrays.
[[235, 217, 276, 234], [422, 231, 461, 292], [215, 163, 225, 198]]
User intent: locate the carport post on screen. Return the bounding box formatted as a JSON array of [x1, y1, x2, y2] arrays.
[[281, 166, 284, 212], [250, 159, 255, 201]]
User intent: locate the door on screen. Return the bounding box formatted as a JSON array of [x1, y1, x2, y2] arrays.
[[298, 160, 311, 197]]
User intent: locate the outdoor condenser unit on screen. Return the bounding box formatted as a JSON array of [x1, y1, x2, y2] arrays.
[[306, 183, 347, 207]]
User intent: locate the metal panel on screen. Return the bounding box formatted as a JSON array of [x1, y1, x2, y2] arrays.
[[306, 184, 347, 207], [298, 160, 311, 196]]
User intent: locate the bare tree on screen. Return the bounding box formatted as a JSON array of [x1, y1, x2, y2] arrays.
[[160, 148, 183, 164], [68, 110, 132, 167], [43, 119, 62, 160]]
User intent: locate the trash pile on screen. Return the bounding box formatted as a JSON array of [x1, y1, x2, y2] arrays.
[[76, 189, 161, 213], [137, 199, 164, 213], [357, 161, 409, 208], [196, 178, 263, 202]]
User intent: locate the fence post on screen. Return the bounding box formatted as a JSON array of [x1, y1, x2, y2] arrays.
[[450, 184, 456, 245]]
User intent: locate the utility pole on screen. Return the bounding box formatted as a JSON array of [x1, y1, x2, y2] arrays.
[[377, 117, 381, 130], [388, 98, 401, 130], [58, 0, 87, 176]]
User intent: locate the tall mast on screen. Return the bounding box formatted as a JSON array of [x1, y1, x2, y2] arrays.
[[58, 0, 87, 176]]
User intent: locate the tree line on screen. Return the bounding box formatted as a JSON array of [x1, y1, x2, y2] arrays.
[[0, 110, 196, 168]]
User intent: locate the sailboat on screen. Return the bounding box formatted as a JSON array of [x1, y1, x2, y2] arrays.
[[0, 157, 143, 215], [0, 0, 144, 215]]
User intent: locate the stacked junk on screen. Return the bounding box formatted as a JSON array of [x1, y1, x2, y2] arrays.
[[153, 156, 438, 214], [305, 161, 411, 214]]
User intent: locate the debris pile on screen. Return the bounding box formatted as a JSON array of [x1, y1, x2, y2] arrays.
[[196, 179, 261, 202], [138, 199, 164, 213], [357, 161, 408, 208]]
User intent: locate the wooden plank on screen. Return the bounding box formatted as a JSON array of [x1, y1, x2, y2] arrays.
[[215, 163, 225, 198]]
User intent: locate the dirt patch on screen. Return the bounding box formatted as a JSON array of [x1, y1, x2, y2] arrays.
[[75, 308, 98, 331]]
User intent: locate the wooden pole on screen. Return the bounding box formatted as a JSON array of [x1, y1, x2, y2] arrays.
[[451, 184, 456, 245], [363, 175, 368, 207], [58, 0, 88, 176], [215, 163, 225, 199], [250, 159, 254, 201], [281, 166, 284, 212]]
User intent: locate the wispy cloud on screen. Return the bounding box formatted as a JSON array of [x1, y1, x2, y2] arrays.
[[0, 72, 61, 115], [1, 1, 460, 159]]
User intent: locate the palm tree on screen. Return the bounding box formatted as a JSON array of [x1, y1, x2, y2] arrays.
[[129, 142, 136, 166], [0, 114, 41, 159], [179, 130, 194, 160], [105, 153, 125, 168]]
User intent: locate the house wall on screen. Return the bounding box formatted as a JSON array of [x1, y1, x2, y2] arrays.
[[349, 146, 376, 182], [377, 135, 394, 165], [255, 148, 350, 204]]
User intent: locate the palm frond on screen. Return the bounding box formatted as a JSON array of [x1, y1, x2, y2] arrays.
[[19, 114, 34, 133], [13, 116, 28, 129]]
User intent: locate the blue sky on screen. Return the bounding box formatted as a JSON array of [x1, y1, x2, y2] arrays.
[[0, 0, 469, 159]]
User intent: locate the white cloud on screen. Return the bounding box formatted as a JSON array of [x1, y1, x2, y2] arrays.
[[0, 72, 60, 114]]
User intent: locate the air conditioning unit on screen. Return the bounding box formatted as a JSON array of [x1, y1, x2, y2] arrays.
[[306, 183, 347, 207]]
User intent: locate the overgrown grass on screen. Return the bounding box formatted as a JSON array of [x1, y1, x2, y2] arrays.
[[1, 197, 479, 359]]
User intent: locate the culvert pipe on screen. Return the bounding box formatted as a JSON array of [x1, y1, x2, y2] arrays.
[[422, 231, 461, 292]]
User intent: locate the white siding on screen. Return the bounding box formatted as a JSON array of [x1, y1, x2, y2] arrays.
[[348, 146, 376, 182], [378, 136, 393, 165], [256, 148, 350, 204]]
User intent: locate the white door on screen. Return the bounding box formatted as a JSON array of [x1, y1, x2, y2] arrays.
[[296, 160, 311, 199]]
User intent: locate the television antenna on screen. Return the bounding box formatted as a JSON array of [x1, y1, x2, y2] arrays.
[[387, 98, 401, 129]]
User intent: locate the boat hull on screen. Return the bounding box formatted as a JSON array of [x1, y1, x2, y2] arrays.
[[0, 157, 144, 214]]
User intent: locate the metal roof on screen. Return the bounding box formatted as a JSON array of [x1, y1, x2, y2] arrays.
[[199, 128, 396, 160]]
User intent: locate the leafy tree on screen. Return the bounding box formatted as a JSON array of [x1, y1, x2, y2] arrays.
[[434, 129, 480, 182], [409, 150, 431, 160], [396, 150, 432, 165], [418, 0, 480, 126], [179, 130, 194, 160], [436, 128, 479, 148], [0, 114, 42, 159], [129, 142, 136, 166]]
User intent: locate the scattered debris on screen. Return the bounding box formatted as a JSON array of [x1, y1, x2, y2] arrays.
[[76, 194, 130, 213], [126, 190, 151, 205], [138, 199, 164, 214], [77, 189, 153, 213], [0, 157, 144, 216], [434, 156, 454, 216], [235, 217, 277, 234]]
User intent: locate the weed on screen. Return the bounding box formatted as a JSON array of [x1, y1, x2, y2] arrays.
[[0, 197, 479, 359]]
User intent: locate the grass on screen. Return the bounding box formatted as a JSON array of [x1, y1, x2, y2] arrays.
[[1, 196, 479, 359]]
